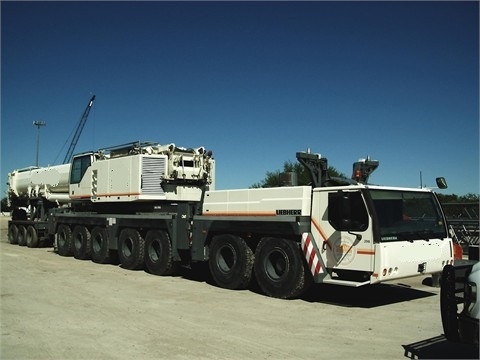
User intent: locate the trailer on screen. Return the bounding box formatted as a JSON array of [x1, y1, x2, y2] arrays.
[[7, 140, 454, 299]]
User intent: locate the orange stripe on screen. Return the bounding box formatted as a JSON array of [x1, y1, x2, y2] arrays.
[[311, 217, 327, 240], [70, 195, 90, 199], [71, 192, 142, 200], [357, 249, 375, 255], [311, 217, 332, 250], [96, 192, 141, 197]]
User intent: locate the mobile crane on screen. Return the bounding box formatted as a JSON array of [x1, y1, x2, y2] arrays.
[[7, 141, 454, 299]]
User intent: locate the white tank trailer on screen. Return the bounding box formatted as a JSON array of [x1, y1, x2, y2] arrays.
[[8, 164, 71, 204]]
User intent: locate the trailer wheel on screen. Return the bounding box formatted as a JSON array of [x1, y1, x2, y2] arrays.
[[57, 224, 73, 256], [26, 225, 39, 248], [91, 227, 114, 264], [209, 234, 254, 290], [17, 225, 27, 246], [8, 224, 18, 244], [72, 226, 92, 260], [440, 264, 460, 342], [118, 228, 145, 270], [254, 237, 310, 299], [145, 230, 178, 276]]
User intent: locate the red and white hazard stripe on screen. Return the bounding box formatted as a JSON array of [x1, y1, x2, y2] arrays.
[[301, 233, 323, 276]]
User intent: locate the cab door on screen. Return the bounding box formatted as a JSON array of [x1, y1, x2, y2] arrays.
[[69, 153, 94, 201], [311, 188, 375, 281]]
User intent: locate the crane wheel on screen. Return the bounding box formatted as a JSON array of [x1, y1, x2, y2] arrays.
[[118, 228, 145, 270], [208, 234, 254, 290], [17, 225, 27, 247], [254, 237, 310, 299], [57, 224, 73, 256], [91, 227, 115, 264], [8, 224, 18, 245], [26, 225, 39, 248], [72, 226, 92, 260], [145, 230, 178, 276]]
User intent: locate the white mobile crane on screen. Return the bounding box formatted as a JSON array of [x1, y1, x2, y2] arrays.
[[7, 141, 454, 299]]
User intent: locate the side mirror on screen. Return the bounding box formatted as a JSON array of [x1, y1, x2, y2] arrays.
[[436, 177, 448, 189]]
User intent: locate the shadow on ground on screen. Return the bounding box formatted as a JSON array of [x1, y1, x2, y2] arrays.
[[403, 335, 479, 359], [180, 263, 437, 308], [301, 282, 437, 308]]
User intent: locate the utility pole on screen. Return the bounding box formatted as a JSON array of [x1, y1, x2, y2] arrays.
[[33, 120, 46, 166]]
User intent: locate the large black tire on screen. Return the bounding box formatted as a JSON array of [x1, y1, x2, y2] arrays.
[[208, 234, 254, 290], [254, 237, 311, 299], [91, 226, 115, 264], [8, 224, 18, 244], [72, 225, 92, 260], [144, 230, 178, 276], [17, 225, 27, 246], [26, 225, 39, 248], [118, 228, 145, 270], [440, 265, 460, 342], [57, 224, 73, 256]]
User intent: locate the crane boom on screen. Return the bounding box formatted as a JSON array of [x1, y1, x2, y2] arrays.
[[63, 95, 96, 164]]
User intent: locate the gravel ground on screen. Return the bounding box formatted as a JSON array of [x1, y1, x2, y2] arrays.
[[1, 215, 477, 359]]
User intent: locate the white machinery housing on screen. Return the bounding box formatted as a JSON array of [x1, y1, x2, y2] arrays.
[[70, 141, 215, 203]]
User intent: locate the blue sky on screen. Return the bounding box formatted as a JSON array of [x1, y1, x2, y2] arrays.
[[1, 1, 478, 197]]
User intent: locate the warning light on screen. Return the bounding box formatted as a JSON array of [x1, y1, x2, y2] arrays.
[[354, 170, 362, 181]]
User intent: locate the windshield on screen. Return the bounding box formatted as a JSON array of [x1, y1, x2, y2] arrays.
[[369, 189, 447, 242]]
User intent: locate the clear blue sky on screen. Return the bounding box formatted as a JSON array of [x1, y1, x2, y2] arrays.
[[1, 1, 478, 197]]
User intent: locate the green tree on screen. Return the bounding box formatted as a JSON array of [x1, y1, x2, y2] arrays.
[[1, 196, 11, 213], [437, 193, 480, 203], [251, 160, 345, 188]]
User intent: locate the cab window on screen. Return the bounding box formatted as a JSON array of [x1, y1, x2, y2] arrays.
[[70, 155, 91, 184], [328, 191, 368, 231]]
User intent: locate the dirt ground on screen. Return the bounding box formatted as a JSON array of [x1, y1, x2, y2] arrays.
[[1, 215, 477, 360]]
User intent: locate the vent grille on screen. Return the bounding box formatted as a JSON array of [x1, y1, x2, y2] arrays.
[[141, 156, 166, 195]]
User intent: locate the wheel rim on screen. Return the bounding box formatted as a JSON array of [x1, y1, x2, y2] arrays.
[[92, 233, 102, 252], [264, 248, 288, 281], [92, 233, 103, 253], [123, 237, 134, 258], [217, 244, 236, 274], [74, 232, 83, 250], [8, 226, 18, 243], [148, 239, 162, 263], [58, 229, 66, 247], [18, 227, 26, 244]]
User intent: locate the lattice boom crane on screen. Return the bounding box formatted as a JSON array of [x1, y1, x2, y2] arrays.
[[63, 95, 96, 164]]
